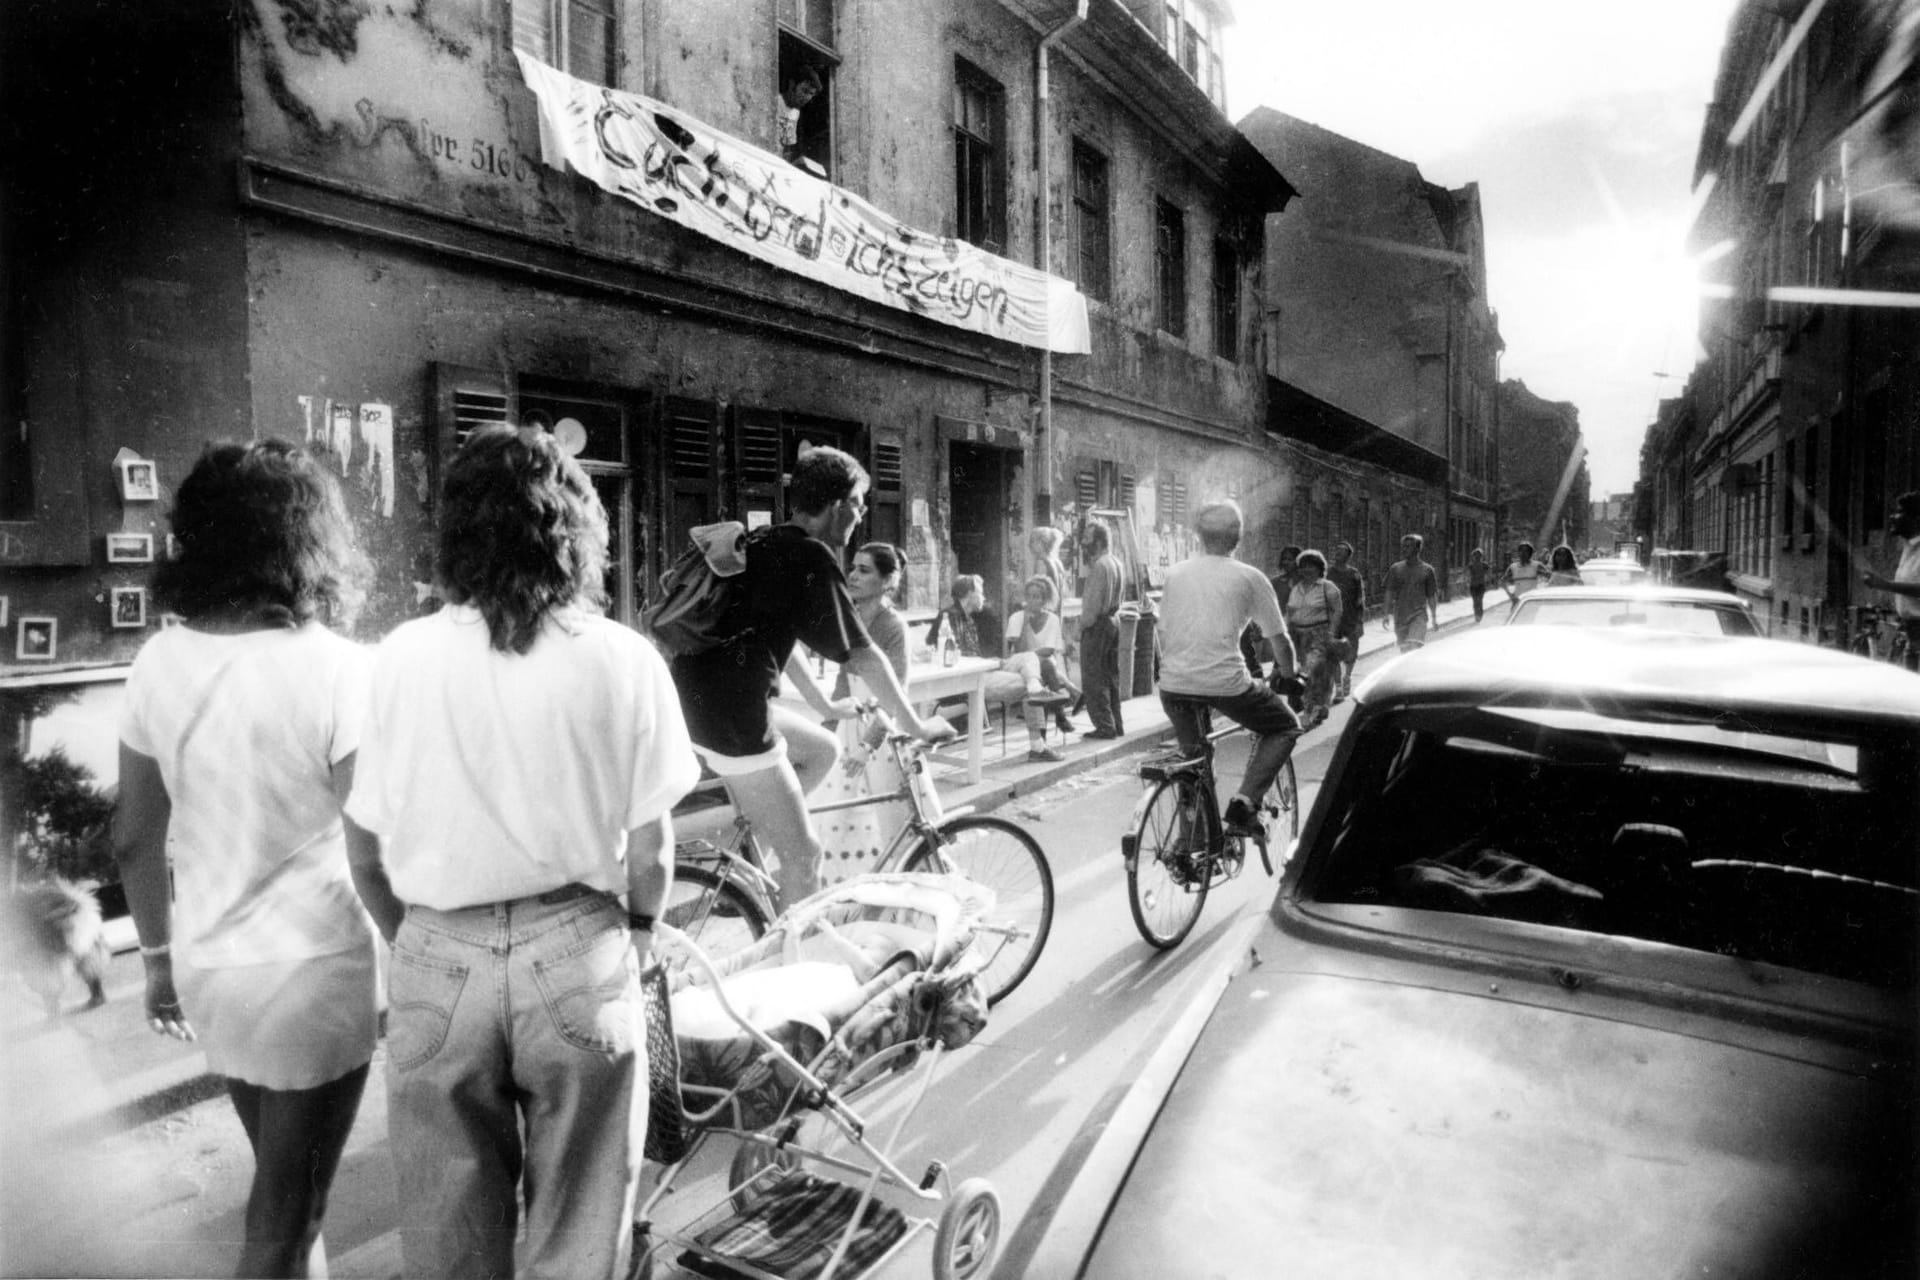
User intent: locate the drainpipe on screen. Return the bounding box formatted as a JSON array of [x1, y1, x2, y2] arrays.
[[1034, 0, 1087, 527]]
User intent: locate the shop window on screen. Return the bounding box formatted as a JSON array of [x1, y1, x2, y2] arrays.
[[1155, 198, 1187, 338], [1073, 141, 1111, 303], [512, 0, 616, 85], [954, 59, 1006, 254]]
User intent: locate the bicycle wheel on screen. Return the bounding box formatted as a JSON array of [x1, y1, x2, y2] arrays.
[[661, 864, 771, 963], [904, 816, 1054, 1005], [1261, 757, 1301, 876], [1127, 779, 1209, 950]]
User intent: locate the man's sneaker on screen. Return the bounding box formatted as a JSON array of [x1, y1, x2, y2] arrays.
[[1027, 746, 1066, 763], [1223, 796, 1261, 838]]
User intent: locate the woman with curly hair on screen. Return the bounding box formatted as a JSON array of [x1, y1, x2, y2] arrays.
[[1547, 544, 1584, 587], [345, 426, 697, 1280], [115, 439, 379, 1277]]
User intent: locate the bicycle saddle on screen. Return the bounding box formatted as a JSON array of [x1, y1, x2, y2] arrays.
[[1139, 751, 1208, 783]]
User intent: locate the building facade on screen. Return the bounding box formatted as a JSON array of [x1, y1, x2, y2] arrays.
[[1498, 379, 1591, 557], [1, 0, 1292, 682], [1637, 0, 1919, 643], [1239, 109, 1503, 590]]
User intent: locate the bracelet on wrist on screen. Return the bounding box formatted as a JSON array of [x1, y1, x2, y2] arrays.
[[140, 942, 172, 957], [627, 911, 656, 933]]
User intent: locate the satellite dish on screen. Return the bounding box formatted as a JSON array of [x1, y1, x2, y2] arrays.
[[554, 417, 588, 456]]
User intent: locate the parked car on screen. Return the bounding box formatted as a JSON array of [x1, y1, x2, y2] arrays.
[[1503, 584, 1762, 636], [1569, 556, 1648, 587], [1002, 628, 1919, 1279]]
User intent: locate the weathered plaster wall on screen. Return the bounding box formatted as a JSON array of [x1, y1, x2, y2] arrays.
[[2, 0, 253, 672]]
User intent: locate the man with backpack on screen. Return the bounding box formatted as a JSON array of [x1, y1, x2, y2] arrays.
[[663, 446, 953, 905]]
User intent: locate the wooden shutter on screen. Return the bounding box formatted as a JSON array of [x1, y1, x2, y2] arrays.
[[731, 405, 784, 526], [866, 428, 905, 550], [659, 396, 720, 559], [429, 363, 515, 518]]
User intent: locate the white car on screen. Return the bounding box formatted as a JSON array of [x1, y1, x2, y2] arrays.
[[1571, 557, 1648, 587], [1504, 585, 1762, 636]]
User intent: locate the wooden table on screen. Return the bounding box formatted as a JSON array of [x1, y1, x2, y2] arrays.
[[905, 655, 999, 784]]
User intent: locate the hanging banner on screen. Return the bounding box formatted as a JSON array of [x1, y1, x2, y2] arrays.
[[516, 52, 1091, 354]]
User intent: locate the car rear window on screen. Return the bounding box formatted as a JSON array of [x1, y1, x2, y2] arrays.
[[1512, 598, 1756, 635], [1308, 704, 1920, 988]]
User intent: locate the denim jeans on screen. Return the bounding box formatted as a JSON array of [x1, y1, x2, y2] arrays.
[[386, 887, 644, 1280]]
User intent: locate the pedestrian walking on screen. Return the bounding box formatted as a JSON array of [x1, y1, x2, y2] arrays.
[[1285, 549, 1342, 727], [1547, 544, 1583, 586], [1467, 547, 1490, 622], [1384, 533, 1440, 651], [1326, 540, 1366, 698], [1501, 541, 1542, 600], [114, 439, 380, 1279], [344, 427, 700, 1280], [1078, 518, 1127, 739]]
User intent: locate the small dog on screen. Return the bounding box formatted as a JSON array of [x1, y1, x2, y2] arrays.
[[2, 877, 111, 1021]]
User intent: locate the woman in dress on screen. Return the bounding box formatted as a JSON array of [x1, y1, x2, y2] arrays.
[[817, 542, 914, 885], [115, 440, 380, 1278]]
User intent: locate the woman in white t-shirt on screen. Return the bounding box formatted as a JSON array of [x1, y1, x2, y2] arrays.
[[1501, 541, 1543, 599], [1006, 573, 1081, 735], [115, 440, 379, 1278], [345, 427, 697, 1280], [817, 542, 913, 885]]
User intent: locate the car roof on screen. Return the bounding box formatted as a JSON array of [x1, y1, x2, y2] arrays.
[[1364, 627, 1920, 724], [1518, 585, 1744, 605]]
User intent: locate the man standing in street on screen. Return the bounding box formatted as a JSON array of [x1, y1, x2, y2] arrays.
[[1079, 518, 1126, 739], [1157, 500, 1302, 839], [1384, 533, 1439, 651], [1326, 540, 1365, 700], [1863, 490, 1920, 669]]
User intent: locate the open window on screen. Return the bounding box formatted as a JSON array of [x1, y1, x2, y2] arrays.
[[778, 27, 835, 179]]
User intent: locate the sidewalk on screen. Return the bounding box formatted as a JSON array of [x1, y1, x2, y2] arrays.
[[54, 593, 1485, 1136]]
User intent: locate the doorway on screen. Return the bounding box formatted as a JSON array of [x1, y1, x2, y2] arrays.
[[949, 440, 1016, 656]]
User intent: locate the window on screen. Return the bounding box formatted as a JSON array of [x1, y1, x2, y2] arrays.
[[512, 0, 615, 85], [1073, 142, 1111, 302], [1211, 237, 1239, 360], [777, 0, 833, 49], [1801, 423, 1818, 540], [954, 60, 1006, 254], [1155, 198, 1187, 337], [778, 34, 834, 178]]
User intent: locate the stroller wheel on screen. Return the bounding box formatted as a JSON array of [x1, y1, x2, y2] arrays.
[[934, 1178, 1001, 1280], [728, 1137, 798, 1216]]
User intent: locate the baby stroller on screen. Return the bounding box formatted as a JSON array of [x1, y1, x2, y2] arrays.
[[634, 873, 1002, 1280]]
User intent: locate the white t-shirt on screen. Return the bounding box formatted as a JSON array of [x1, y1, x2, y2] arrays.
[[1006, 609, 1064, 654], [346, 604, 699, 911], [1896, 535, 1920, 620], [120, 624, 373, 969], [1156, 554, 1286, 698], [1507, 560, 1542, 595]]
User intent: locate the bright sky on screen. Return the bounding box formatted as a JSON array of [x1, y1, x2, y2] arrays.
[[1227, 0, 1742, 496]]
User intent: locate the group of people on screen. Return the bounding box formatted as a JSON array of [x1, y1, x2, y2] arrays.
[[114, 433, 949, 1279]]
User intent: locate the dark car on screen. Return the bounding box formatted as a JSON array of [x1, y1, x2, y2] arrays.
[[1504, 584, 1762, 636], [1003, 629, 1919, 1279]]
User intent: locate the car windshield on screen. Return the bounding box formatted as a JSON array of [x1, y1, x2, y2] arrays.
[[1305, 703, 1920, 988], [1509, 597, 1756, 635]]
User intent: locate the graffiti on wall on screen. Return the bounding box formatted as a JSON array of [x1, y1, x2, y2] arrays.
[[296, 395, 395, 518]]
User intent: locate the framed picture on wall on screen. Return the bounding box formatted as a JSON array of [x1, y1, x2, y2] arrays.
[[110, 586, 148, 629], [105, 532, 155, 563], [117, 457, 159, 502], [17, 616, 57, 662]]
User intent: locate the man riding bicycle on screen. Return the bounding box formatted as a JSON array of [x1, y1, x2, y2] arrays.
[[1156, 500, 1304, 839], [668, 446, 953, 905]]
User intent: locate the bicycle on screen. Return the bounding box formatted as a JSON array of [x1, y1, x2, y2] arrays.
[[1848, 604, 1916, 670], [1121, 708, 1300, 950], [663, 707, 1055, 1005]]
